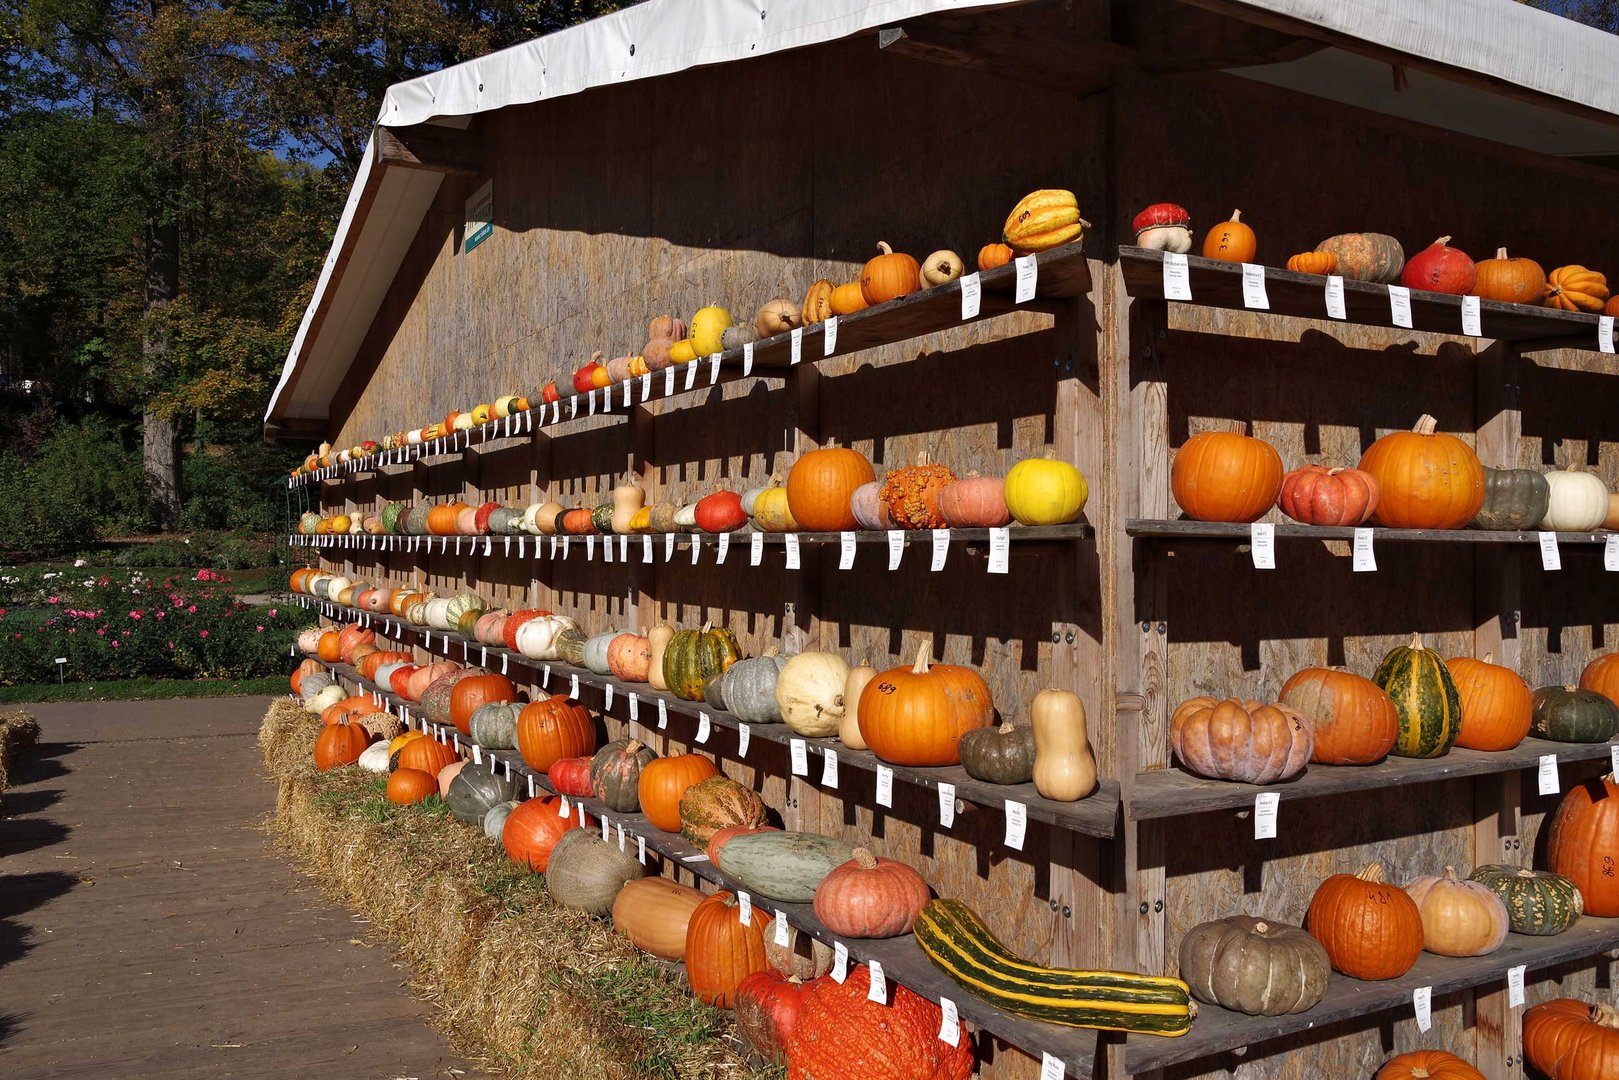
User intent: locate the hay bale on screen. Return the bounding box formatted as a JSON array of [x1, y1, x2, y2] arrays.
[[0, 709, 42, 813]]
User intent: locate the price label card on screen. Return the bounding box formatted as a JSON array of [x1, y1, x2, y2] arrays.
[[601, 386, 611, 413], [876, 764, 894, 807], [480, 646, 489, 666], [1461, 294, 1483, 337], [1014, 254, 1038, 303], [741, 341, 753, 377], [1413, 986, 1433, 1032], [587, 534, 596, 561], [640, 371, 652, 402], [1254, 791, 1280, 839], [637, 835, 646, 864], [471, 743, 482, 765], [737, 891, 752, 925], [1608, 744, 1618, 777], [960, 272, 982, 320], [561, 536, 570, 559], [790, 326, 803, 365], [737, 722, 750, 757], [1352, 527, 1377, 572], [528, 774, 537, 797], [823, 316, 838, 356], [658, 699, 668, 729], [931, 528, 950, 572], [569, 395, 578, 419], [543, 666, 552, 688], [603, 684, 614, 710], [838, 531, 856, 570], [1240, 263, 1270, 309], [664, 532, 675, 562], [569, 673, 580, 700], [628, 692, 639, 722], [938, 997, 960, 1044], [639, 534, 651, 564], [664, 366, 676, 397], [774, 911, 790, 946], [1540, 530, 1562, 571], [790, 738, 809, 775], [503, 535, 511, 557], [502, 653, 509, 674], [1509, 964, 1527, 1008], [750, 530, 764, 566], [619, 535, 628, 562], [690, 535, 701, 565], [557, 796, 571, 818], [617, 823, 626, 852], [518, 536, 526, 558], [1004, 799, 1028, 850], [1320, 274, 1347, 319], [833, 942, 849, 983], [1601, 315, 1615, 354], [601, 814, 610, 842], [602, 534, 613, 562], [987, 526, 1010, 574], [715, 532, 730, 564], [867, 959, 889, 1003], [696, 712, 711, 743], [709, 353, 721, 384], [1604, 535, 1618, 572], [821, 747, 839, 788], [938, 782, 956, 828], [1162, 252, 1192, 300], [684, 360, 699, 390], [1250, 522, 1276, 570], [887, 530, 904, 570], [784, 533, 801, 570], [578, 802, 588, 828], [1389, 285, 1414, 328], [1040, 1053, 1065, 1080], [1539, 753, 1560, 795], [550, 400, 560, 425]]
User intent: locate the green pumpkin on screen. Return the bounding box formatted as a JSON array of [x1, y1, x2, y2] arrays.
[[299, 511, 322, 534], [958, 723, 1037, 785], [713, 830, 854, 903], [446, 762, 520, 825], [590, 738, 658, 812], [582, 631, 620, 676], [1473, 467, 1548, 531], [456, 608, 482, 639], [469, 701, 523, 750], [488, 507, 524, 534], [483, 799, 520, 841], [380, 502, 404, 533], [555, 626, 588, 667], [1373, 633, 1462, 758], [445, 592, 486, 625], [1530, 685, 1619, 743], [662, 623, 742, 701], [591, 503, 615, 534], [403, 504, 431, 534], [722, 653, 788, 723], [1469, 864, 1583, 935]]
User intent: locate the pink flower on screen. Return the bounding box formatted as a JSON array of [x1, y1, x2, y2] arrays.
[[155, 611, 165, 619], [256, 626, 264, 632], [48, 596, 59, 604], [267, 608, 277, 617], [129, 610, 142, 620], [96, 628, 105, 636], [199, 630, 208, 638], [187, 605, 197, 614], [111, 640, 119, 648]]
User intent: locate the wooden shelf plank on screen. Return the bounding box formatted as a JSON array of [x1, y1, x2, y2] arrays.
[[1131, 738, 1617, 821], [1119, 246, 1606, 350], [1127, 519, 1619, 546], [293, 595, 1120, 838], [1126, 915, 1619, 1072], [323, 662, 1103, 1079]]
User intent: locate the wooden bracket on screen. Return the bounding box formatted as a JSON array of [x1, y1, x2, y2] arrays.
[[375, 123, 484, 177], [877, 15, 1130, 96]]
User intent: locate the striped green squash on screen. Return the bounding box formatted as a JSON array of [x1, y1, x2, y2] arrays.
[[1469, 865, 1583, 936], [913, 899, 1195, 1036], [1373, 633, 1461, 758]]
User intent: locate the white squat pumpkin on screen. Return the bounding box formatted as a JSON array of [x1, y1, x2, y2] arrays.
[[305, 684, 346, 714], [1542, 469, 1610, 531], [515, 614, 579, 661], [776, 652, 851, 738], [357, 742, 392, 773]]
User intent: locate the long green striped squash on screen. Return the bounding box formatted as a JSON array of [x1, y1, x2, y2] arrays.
[[913, 899, 1195, 1036], [1373, 633, 1461, 758]]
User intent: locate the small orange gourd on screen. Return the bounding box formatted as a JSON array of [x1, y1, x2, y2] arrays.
[[1202, 209, 1256, 263]]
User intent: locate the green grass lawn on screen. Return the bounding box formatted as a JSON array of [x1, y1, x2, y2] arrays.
[[0, 676, 287, 704]]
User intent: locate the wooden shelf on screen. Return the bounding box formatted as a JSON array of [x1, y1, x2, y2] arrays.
[[324, 661, 1102, 1079], [289, 241, 1093, 488], [1131, 738, 1617, 821], [1128, 519, 1619, 546], [1119, 246, 1609, 351], [1126, 915, 1619, 1072], [293, 594, 1121, 839]]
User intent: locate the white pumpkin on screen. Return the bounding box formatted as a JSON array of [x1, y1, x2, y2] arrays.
[[357, 742, 392, 773], [373, 662, 411, 688], [322, 576, 351, 603], [775, 651, 851, 738], [424, 597, 455, 630], [406, 428, 425, 445], [515, 614, 579, 660], [305, 684, 346, 714], [296, 627, 325, 654], [674, 503, 699, 529], [1543, 469, 1610, 531]]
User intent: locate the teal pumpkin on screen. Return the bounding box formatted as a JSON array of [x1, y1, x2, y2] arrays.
[[446, 762, 520, 825], [1530, 685, 1619, 743], [1373, 633, 1462, 758]]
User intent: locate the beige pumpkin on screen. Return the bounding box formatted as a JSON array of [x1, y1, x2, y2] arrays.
[[647, 625, 675, 692], [839, 661, 877, 751], [1404, 866, 1509, 957], [1031, 688, 1097, 801], [918, 250, 965, 287], [532, 501, 565, 535], [754, 299, 802, 339], [611, 475, 645, 535], [775, 652, 850, 737]]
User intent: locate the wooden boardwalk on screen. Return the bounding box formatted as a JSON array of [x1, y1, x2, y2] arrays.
[[0, 696, 488, 1079]]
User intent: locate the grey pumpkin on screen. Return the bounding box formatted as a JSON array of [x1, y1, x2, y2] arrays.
[[545, 829, 646, 915], [446, 762, 521, 825], [590, 738, 659, 813], [1530, 685, 1619, 743], [1473, 467, 1549, 531], [958, 723, 1037, 785], [704, 669, 730, 711], [488, 507, 525, 535], [725, 653, 788, 723], [483, 800, 521, 841], [469, 700, 524, 750], [1178, 914, 1330, 1016], [582, 631, 621, 676], [714, 831, 854, 903]]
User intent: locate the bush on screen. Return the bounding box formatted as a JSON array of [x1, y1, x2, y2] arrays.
[[105, 530, 286, 571], [0, 416, 148, 555]]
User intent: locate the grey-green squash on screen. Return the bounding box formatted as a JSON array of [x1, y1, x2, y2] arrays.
[[469, 700, 524, 750], [483, 800, 520, 842], [555, 626, 588, 667], [1530, 685, 1619, 743], [958, 723, 1037, 785], [714, 830, 853, 903], [446, 762, 520, 825], [1177, 914, 1329, 1016], [582, 631, 621, 676], [1473, 467, 1549, 531], [590, 738, 658, 813], [1469, 864, 1583, 935], [723, 653, 788, 723], [546, 829, 645, 915]]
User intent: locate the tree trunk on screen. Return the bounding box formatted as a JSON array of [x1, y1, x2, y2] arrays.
[[143, 201, 181, 526]]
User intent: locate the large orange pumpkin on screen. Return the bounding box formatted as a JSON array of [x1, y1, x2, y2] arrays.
[[501, 796, 587, 873], [1305, 862, 1423, 980], [396, 735, 458, 775], [314, 721, 372, 770], [515, 695, 596, 772], [405, 661, 459, 702], [1580, 653, 1619, 710], [1547, 775, 1619, 917], [1525, 998, 1619, 1080], [684, 890, 770, 1009], [321, 696, 377, 727], [859, 242, 920, 306], [449, 673, 516, 735], [858, 641, 993, 767], [426, 503, 465, 535], [316, 630, 342, 663], [1375, 1050, 1484, 1080], [638, 753, 720, 833], [785, 963, 973, 1080], [1445, 654, 1532, 751], [1358, 415, 1485, 530], [337, 624, 375, 663], [785, 447, 876, 532], [386, 767, 438, 805], [1278, 667, 1398, 766], [1171, 430, 1284, 523]]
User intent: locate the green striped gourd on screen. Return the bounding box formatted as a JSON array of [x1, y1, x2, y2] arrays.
[[1373, 633, 1462, 758], [914, 898, 1195, 1035], [1469, 864, 1583, 935], [662, 623, 742, 701]]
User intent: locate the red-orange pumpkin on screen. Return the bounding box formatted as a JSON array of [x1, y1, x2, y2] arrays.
[[449, 673, 516, 735], [1547, 775, 1619, 917], [735, 970, 805, 1066], [547, 756, 594, 797], [606, 634, 652, 682], [1276, 464, 1381, 527], [1445, 654, 1532, 751], [314, 721, 372, 770], [516, 695, 596, 773], [1580, 653, 1619, 710], [638, 753, 720, 833], [880, 461, 957, 530], [1172, 430, 1284, 523], [396, 736, 458, 775], [502, 609, 553, 652], [937, 474, 1012, 528], [785, 963, 972, 1080], [1278, 667, 1399, 766], [1305, 863, 1423, 980], [1375, 1050, 1484, 1080], [785, 448, 876, 532], [501, 795, 588, 873], [386, 767, 438, 805], [812, 847, 932, 938], [858, 641, 993, 767], [1524, 998, 1619, 1080], [685, 890, 770, 1009]]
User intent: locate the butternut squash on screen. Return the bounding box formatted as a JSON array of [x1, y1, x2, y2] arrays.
[[1031, 688, 1097, 801], [611, 474, 646, 535], [839, 661, 877, 750], [647, 625, 675, 692]]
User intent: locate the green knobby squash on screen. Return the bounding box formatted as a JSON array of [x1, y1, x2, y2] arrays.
[[546, 829, 646, 915], [1469, 864, 1583, 935], [380, 502, 404, 533], [469, 701, 523, 750], [714, 830, 853, 903], [958, 723, 1037, 785], [445, 592, 486, 625], [582, 631, 621, 676], [1373, 633, 1462, 758], [1472, 467, 1548, 531], [446, 762, 521, 825], [1530, 685, 1619, 743], [723, 653, 787, 723], [555, 626, 589, 667], [483, 800, 521, 842], [403, 504, 431, 534], [590, 738, 658, 813], [663, 623, 742, 701], [488, 507, 524, 534], [679, 775, 769, 846]]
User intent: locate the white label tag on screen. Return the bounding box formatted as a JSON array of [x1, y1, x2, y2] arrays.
[[1601, 315, 1615, 354], [960, 272, 982, 320], [1389, 285, 1413, 328], [709, 353, 722, 385], [637, 835, 646, 864], [629, 692, 639, 722], [867, 959, 888, 1003], [1540, 530, 1562, 571], [640, 534, 651, 564], [785, 532, 801, 570], [773, 911, 790, 946], [518, 536, 526, 558], [690, 535, 701, 564], [578, 802, 587, 828], [549, 400, 559, 425], [480, 646, 488, 666], [790, 327, 803, 365], [987, 526, 1010, 574], [569, 673, 580, 700], [833, 942, 849, 983], [587, 534, 597, 561], [569, 395, 578, 419], [684, 360, 698, 390], [1539, 753, 1560, 795], [617, 823, 626, 851], [1014, 254, 1039, 302], [1240, 263, 1269, 309], [737, 891, 752, 925], [601, 814, 610, 842], [820, 748, 838, 788], [603, 534, 614, 562], [1040, 1053, 1065, 1080], [716, 532, 730, 564], [790, 738, 808, 775], [931, 528, 950, 572], [938, 997, 960, 1045], [543, 666, 552, 688], [1254, 791, 1280, 839], [750, 530, 763, 566], [658, 699, 668, 728], [557, 796, 571, 818], [601, 386, 611, 413], [604, 684, 614, 710], [823, 316, 838, 355], [1508, 964, 1526, 1007], [1162, 252, 1192, 300], [737, 723, 750, 757], [838, 530, 856, 570], [696, 712, 711, 743], [876, 764, 894, 807], [1352, 527, 1376, 572], [471, 744, 482, 765], [1250, 522, 1276, 569], [503, 535, 511, 557], [561, 536, 570, 559], [887, 530, 904, 570], [502, 653, 509, 674], [741, 341, 753, 377], [528, 774, 536, 797], [1322, 274, 1346, 319], [1413, 986, 1433, 1032], [640, 372, 652, 402], [1461, 294, 1483, 337], [619, 534, 628, 561], [664, 532, 675, 561], [664, 366, 676, 397], [1004, 799, 1028, 849], [938, 782, 956, 828]]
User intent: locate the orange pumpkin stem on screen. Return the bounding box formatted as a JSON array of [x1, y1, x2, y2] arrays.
[[1432, 236, 1452, 247], [1593, 1003, 1619, 1028], [876, 241, 893, 256], [1407, 632, 1424, 651], [1228, 209, 1242, 222], [1252, 920, 1270, 934], [1494, 247, 1509, 260], [1482, 652, 1495, 665], [912, 640, 934, 675]]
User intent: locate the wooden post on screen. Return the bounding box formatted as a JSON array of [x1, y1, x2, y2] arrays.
[[786, 362, 822, 836]]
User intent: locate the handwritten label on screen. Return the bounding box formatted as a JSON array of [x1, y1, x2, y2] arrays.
[[742, 341, 754, 377], [1240, 263, 1269, 309], [931, 528, 950, 572], [1254, 791, 1280, 839], [773, 910, 790, 946], [586, 534, 596, 561], [1509, 964, 1527, 1008], [738, 891, 752, 925], [790, 326, 803, 365], [821, 748, 839, 788], [684, 359, 698, 390], [876, 765, 894, 807], [617, 823, 626, 852], [838, 531, 856, 570], [690, 535, 700, 565], [987, 526, 1010, 574], [832, 941, 849, 983], [1602, 315, 1615, 354], [1250, 522, 1276, 570], [1352, 527, 1377, 572], [938, 782, 956, 828], [713, 532, 729, 564], [938, 997, 960, 1045], [696, 712, 711, 744], [709, 353, 722, 385], [736, 722, 749, 757], [1388, 285, 1413, 328], [664, 532, 675, 562], [570, 673, 580, 700], [784, 533, 801, 570], [1004, 799, 1028, 849], [637, 835, 646, 864], [1461, 294, 1483, 337], [663, 365, 676, 397], [628, 692, 639, 722], [642, 534, 653, 564], [790, 738, 808, 775], [1610, 535, 1619, 572], [750, 530, 764, 566], [1539, 753, 1560, 796], [601, 814, 610, 842], [867, 959, 888, 1003], [1040, 1053, 1066, 1080], [1162, 252, 1192, 300], [603, 684, 614, 710], [823, 316, 838, 355], [1014, 254, 1038, 303], [640, 372, 652, 402], [960, 272, 982, 320], [887, 530, 904, 570], [1413, 985, 1433, 1032], [1540, 530, 1562, 571]]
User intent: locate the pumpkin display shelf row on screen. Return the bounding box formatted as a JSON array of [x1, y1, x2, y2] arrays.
[[318, 660, 1111, 1078], [1128, 519, 1619, 546], [288, 238, 1093, 489], [1120, 246, 1616, 351], [289, 594, 1123, 838]]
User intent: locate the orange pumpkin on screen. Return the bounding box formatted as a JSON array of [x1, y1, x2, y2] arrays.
[[858, 641, 993, 767], [1474, 247, 1546, 305], [829, 282, 869, 316], [337, 623, 375, 663], [1580, 653, 1619, 710], [1358, 415, 1485, 530], [1278, 667, 1399, 766], [1544, 265, 1610, 312], [1202, 209, 1256, 263], [606, 633, 653, 682], [1525, 998, 1619, 1080], [502, 795, 588, 873], [386, 767, 439, 805], [977, 243, 1014, 271], [684, 890, 771, 1009], [1375, 1050, 1484, 1080], [314, 721, 372, 770], [426, 503, 465, 535], [638, 753, 720, 833], [1286, 251, 1337, 275], [449, 673, 516, 735], [515, 695, 596, 773], [321, 696, 377, 727], [1306, 862, 1423, 980], [1547, 775, 1619, 917], [786, 447, 876, 532], [1445, 654, 1532, 751], [316, 630, 342, 663], [1171, 430, 1284, 523], [879, 460, 957, 530], [396, 735, 458, 775], [860, 242, 920, 306]]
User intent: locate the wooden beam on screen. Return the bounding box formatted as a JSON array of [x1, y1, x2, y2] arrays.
[[1122, 0, 1325, 73], [877, 11, 1132, 96], [262, 415, 330, 444], [375, 123, 484, 177]]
